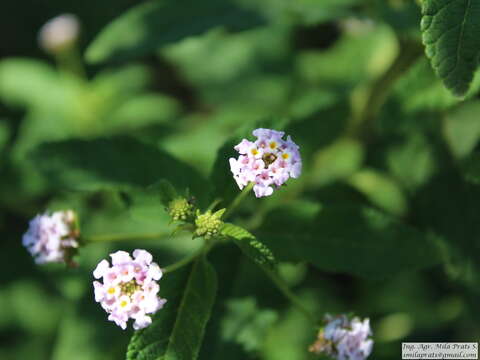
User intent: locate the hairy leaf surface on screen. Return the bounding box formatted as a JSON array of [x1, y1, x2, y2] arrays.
[[221, 223, 276, 270], [127, 256, 217, 360], [421, 0, 480, 96]]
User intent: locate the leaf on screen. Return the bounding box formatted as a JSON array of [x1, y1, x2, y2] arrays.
[[29, 136, 210, 204], [221, 223, 276, 270], [463, 152, 480, 184], [287, 0, 360, 25], [0, 58, 60, 108], [221, 297, 278, 353], [347, 169, 408, 216], [443, 101, 480, 159], [421, 0, 480, 96], [413, 171, 480, 263], [85, 0, 264, 64], [309, 138, 365, 187], [259, 204, 442, 279], [127, 256, 217, 360], [387, 133, 436, 190]]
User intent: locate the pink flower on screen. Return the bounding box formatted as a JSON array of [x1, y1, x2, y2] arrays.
[[93, 249, 167, 330], [310, 314, 373, 360], [22, 210, 79, 264], [229, 128, 302, 197]]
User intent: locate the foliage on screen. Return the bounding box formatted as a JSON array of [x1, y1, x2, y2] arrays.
[[421, 0, 480, 96]]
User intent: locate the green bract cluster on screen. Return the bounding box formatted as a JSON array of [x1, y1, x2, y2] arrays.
[[168, 197, 194, 221], [194, 209, 225, 240]]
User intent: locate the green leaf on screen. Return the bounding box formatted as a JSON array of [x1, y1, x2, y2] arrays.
[[421, 0, 480, 96], [0, 58, 59, 108], [347, 169, 408, 216], [149, 180, 178, 208], [259, 205, 442, 279], [309, 138, 365, 187], [463, 152, 480, 184], [221, 223, 276, 270], [443, 101, 480, 159], [221, 297, 278, 353], [127, 256, 217, 360], [413, 171, 480, 264], [287, 0, 360, 25], [387, 133, 436, 190], [30, 136, 210, 204], [85, 0, 264, 64]]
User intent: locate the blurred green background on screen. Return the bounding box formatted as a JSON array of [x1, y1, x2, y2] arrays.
[[1, 0, 480, 359]]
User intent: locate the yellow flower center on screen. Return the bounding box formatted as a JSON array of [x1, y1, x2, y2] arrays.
[[120, 300, 128, 308], [251, 148, 259, 156], [281, 153, 290, 160], [269, 141, 277, 150], [108, 287, 116, 295]]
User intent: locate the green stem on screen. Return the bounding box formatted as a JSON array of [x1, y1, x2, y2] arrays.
[[264, 267, 315, 322], [55, 44, 87, 80], [163, 241, 212, 274], [83, 232, 167, 243], [224, 182, 254, 220]]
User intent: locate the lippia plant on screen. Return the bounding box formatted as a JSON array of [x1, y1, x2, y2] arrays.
[[7, 0, 480, 359], [22, 128, 373, 360]]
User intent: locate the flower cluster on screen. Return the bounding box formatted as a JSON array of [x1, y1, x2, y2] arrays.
[[168, 197, 194, 221], [309, 314, 373, 360], [22, 210, 79, 265], [229, 128, 302, 197], [38, 14, 80, 53], [93, 250, 167, 330], [194, 209, 225, 239]]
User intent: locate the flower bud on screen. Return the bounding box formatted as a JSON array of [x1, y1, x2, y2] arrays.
[[168, 197, 194, 221], [194, 209, 225, 239], [38, 14, 80, 53]]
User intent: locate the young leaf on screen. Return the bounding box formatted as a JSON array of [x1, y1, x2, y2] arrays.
[[127, 256, 217, 360], [85, 0, 264, 64], [29, 136, 210, 205], [421, 0, 480, 96], [221, 223, 276, 270]]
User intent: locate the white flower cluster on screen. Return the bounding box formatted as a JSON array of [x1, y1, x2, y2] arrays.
[[93, 250, 167, 330], [229, 128, 302, 197], [310, 314, 373, 360], [38, 14, 80, 53], [22, 210, 78, 264]]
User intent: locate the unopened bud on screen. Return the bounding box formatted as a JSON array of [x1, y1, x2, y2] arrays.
[[38, 14, 80, 53], [168, 198, 194, 221], [194, 209, 225, 239]]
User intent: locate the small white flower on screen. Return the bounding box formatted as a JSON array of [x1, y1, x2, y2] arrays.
[[22, 210, 79, 265], [310, 314, 373, 360], [38, 14, 80, 53], [93, 249, 166, 330], [229, 128, 302, 197]]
